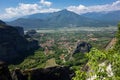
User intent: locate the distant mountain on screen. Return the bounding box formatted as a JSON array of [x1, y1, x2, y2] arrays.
[[7, 9, 108, 29], [82, 10, 120, 26], [7, 18, 45, 29], [24, 13, 51, 20]]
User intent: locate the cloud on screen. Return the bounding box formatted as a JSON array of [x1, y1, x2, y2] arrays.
[[67, 0, 120, 14], [40, 0, 52, 7], [1, 0, 120, 20], [0, 1, 59, 20]]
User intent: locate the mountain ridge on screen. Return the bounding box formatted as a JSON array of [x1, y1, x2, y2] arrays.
[[7, 9, 120, 29], [82, 10, 120, 26]]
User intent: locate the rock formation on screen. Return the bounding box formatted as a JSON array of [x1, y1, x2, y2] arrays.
[[26, 29, 37, 37], [0, 62, 74, 80], [15, 27, 24, 37], [73, 42, 92, 54], [11, 66, 74, 80], [105, 38, 117, 50], [0, 20, 39, 64], [0, 61, 12, 80], [12, 68, 27, 80]]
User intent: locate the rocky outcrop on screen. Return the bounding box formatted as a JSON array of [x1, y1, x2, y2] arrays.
[[11, 66, 74, 80], [0, 20, 39, 64], [26, 29, 37, 36], [0, 63, 74, 80], [73, 42, 92, 54], [105, 38, 116, 50], [0, 61, 12, 80], [12, 68, 27, 80], [25, 29, 40, 39]]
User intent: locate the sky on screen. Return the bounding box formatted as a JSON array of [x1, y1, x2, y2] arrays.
[[0, 0, 120, 21]]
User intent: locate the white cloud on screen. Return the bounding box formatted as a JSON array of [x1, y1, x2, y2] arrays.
[[40, 0, 52, 7], [0, 1, 59, 20], [38, 8, 60, 13], [67, 0, 120, 14], [1, 0, 120, 20], [0, 3, 42, 20]]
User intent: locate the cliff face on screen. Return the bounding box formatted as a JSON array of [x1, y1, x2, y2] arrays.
[[15, 27, 24, 37], [0, 20, 39, 64]]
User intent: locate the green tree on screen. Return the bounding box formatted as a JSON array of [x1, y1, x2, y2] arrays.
[[72, 71, 86, 80], [73, 23, 120, 80]]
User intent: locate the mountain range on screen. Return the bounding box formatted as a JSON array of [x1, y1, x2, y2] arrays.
[[82, 10, 120, 26], [7, 9, 120, 30]]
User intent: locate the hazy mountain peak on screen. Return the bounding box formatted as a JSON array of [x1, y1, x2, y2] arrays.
[[56, 9, 76, 14], [59, 9, 69, 12]]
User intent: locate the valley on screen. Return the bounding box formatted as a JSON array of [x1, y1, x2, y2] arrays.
[[4, 26, 118, 80], [35, 26, 117, 33], [9, 27, 116, 70], [0, 17, 120, 80], [0, 0, 120, 79]]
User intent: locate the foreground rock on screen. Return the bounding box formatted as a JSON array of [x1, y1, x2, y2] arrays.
[[0, 20, 39, 64], [0, 61, 74, 80], [0, 61, 12, 80], [12, 68, 27, 80], [22, 66, 74, 80]]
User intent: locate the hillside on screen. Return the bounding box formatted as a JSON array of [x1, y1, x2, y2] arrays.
[[82, 10, 120, 26], [7, 9, 108, 30], [72, 24, 120, 80], [0, 20, 6, 25]]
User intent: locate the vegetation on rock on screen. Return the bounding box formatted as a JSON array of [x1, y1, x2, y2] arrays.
[[72, 23, 120, 80]]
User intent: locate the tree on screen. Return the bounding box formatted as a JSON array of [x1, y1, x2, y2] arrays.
[[72, 23, 120, 80]]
